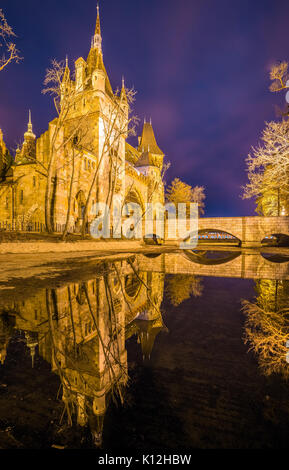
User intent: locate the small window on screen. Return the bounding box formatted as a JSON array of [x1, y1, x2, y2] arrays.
[[5, 196, 8, 210], [20, 190, 24, 203], [33, 176, 36, 187], [84, 159, 87, 170]]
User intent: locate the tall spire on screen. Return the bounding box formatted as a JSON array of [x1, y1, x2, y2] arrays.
[[28, 109, 33, 133], [91, 4, 102, 52], [95, 4, 101, 35], [24, 109, 36, 144]]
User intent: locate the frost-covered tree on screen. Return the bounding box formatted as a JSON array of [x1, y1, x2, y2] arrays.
[[243, 61, 289, 214], [243, 120, 289, 214]]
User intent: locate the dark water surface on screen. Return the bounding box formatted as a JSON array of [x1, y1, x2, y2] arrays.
[[1, 251, 289, 449]]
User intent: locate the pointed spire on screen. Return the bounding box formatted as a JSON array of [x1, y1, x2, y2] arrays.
[[95, 3, 101, 35], [120, 76, 127, 104], [137, 119, 164, 156], [24, 109, 36, 140], [91, 3, 102, 52], [62, 56, 70, 84], [28, 109, 32, 133]]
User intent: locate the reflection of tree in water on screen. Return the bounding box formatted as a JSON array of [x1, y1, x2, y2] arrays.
[[0, 258, 166, 447], [166, 274, 203, 307], [242, 280, 289, 379]]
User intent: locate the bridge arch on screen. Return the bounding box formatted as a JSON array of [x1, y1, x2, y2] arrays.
[[196, 228, 241, 246], [261, 233, 289, 247], [183, 250, 241, 266]]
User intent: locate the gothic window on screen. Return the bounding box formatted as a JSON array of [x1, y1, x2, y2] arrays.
[[20, 190, 24, 203], [33, 176, 36, 187], [5, 196, 8, 210]]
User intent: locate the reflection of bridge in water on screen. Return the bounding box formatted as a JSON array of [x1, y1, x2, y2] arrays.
[[136, 251, 289, 281]]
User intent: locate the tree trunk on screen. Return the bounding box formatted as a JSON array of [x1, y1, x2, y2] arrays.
[[62, 148, 75, 240]]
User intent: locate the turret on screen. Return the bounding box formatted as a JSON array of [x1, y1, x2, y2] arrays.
[[75, 57, 86, 92], [120, 76, 129, 116], [92, 67, 106, 94], [21, 110, 36, 161], [60, 57, 71, 103], [135, 119, 165, 172]]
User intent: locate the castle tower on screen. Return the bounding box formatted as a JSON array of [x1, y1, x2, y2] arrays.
[[20, 110, 36, 161], [135, 120, 165, 206], [0, 129, 12, 180], [86, 5, 112, 95]]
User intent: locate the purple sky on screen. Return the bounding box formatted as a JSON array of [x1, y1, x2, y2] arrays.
[[1, 0, 289, 216]]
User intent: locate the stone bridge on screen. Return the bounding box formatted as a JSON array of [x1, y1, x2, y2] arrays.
[[174, 216, 289, 247]]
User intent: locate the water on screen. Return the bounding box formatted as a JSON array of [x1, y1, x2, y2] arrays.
[[1, 250, 289, 449]]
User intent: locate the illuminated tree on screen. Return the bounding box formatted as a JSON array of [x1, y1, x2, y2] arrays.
[[242, 280, 289, 379], [0, 9, 21, 72], [166, 178, 206, 216], [166, 274, 203, 306], [243, 62, 289, 214], [243, 120, 289, 214]]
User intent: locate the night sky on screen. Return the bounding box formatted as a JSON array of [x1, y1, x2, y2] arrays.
[[1, 0, 289, 216]]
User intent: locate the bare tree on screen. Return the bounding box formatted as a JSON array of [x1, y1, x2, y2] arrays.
[[0, 9, 21, 72]]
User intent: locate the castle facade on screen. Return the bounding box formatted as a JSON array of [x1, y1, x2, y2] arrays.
[[0, 7, 165, 232]]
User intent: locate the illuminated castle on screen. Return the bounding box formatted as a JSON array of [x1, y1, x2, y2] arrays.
[[0, 6, 165, 230]]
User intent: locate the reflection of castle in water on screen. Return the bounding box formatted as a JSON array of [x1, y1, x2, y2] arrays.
[[2, 250, 289, 445], [0, 257, 166, 445]]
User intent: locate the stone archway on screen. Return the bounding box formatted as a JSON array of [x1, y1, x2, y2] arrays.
[[124, 188, 145, 213], [76, 191, 86, 219]]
